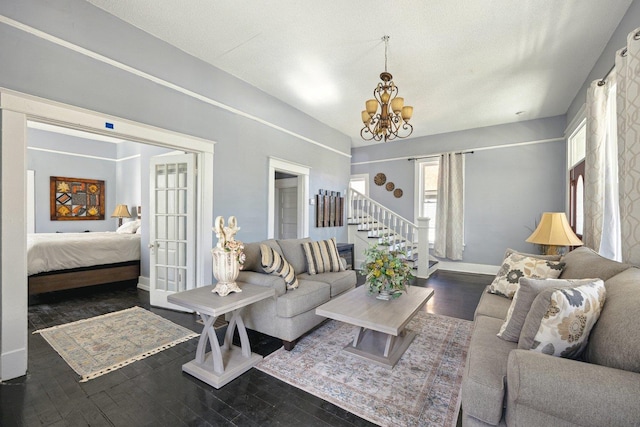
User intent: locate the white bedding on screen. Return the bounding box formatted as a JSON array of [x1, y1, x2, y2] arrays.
[[27, 232, 141, 275]]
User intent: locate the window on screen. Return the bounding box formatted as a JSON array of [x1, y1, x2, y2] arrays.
[[416, 159, 439, 243], [568, 119, 586, 237], [349, 174, 369, 196]]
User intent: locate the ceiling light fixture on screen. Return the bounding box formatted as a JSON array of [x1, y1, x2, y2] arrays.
[[360, 35, 414, 142]]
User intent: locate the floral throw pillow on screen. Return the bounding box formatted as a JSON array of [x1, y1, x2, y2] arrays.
[[488, 253, 565, 298], [524, 280, 606, 359]]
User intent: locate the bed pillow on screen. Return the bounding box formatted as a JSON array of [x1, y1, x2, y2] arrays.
[[518, 279, 605, 359], [260, 244, 298, 290], [302, 238, 345, 275], [116, 219, 141, 234], [497, 278, 597, 342], [488, 252, 565, 298]]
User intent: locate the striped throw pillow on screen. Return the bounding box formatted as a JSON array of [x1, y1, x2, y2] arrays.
[[260, 244, 299, 290], [302, 238, 345, 275]]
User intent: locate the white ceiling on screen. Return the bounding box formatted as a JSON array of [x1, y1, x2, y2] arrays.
[[85, 0, 633, 147]]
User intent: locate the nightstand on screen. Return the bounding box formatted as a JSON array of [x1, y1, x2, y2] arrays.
[[336, 243, 355, 270]]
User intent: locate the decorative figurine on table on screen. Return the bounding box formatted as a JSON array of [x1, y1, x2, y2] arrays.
[[211, 215, 245, 296]]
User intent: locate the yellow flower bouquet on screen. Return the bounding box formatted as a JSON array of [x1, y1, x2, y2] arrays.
[[360, 242, 414, 299]]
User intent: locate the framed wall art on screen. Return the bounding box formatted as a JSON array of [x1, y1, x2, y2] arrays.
[[50, 176, 105, 220]]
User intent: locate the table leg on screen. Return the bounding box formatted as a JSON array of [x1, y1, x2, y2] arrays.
[[195, 313, 225, 374]]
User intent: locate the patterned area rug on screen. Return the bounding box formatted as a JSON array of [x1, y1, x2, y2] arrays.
[[34, 306, 198, 382], [257, 312, 473, 427]]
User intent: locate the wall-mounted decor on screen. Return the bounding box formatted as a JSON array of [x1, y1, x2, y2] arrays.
[[374, 173, 386, 186], [393, 188, 404, 198], [315, 190, 344, 227], [50, 176, 105, 220], [385, 182, 395, 191]]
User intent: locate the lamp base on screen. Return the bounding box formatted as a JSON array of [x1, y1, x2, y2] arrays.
[[541, 245, 566, 256]]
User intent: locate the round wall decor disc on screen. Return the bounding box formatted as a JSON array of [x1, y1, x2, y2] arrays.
[[393, 188, 403, 198], [385, 182, 395, 191], [374, 173, 386, 186]]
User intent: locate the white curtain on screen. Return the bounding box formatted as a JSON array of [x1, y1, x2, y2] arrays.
[[434, 152, 464, 260], [584, 72, 621, 260], [616, 28, 640, 265]]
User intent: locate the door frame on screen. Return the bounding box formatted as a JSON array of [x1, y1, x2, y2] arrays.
[[0, 87, 215, 381], [267, 157, 309, 239]]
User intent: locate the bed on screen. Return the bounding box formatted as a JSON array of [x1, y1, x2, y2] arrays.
[[27, 231, 141, 295]]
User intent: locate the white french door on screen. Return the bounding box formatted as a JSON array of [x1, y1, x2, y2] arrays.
[[149, 153, 196, 310]]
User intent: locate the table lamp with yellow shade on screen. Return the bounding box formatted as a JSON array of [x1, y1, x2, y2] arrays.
[[526, 212, 583, 255], [111, 204, 131, 227]]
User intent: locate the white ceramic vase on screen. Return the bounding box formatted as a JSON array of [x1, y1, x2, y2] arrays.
[[211, 247, 242, 296]]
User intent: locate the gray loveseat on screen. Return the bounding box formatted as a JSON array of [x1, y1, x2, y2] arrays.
[[461, 247, 640, 426], [233, 238, 357, 350]]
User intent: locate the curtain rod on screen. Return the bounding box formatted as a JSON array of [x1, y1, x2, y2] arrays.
[[408, 151, 474, 161], [597, 42, 634, 86]]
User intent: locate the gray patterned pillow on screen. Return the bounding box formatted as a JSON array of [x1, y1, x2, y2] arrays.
[[518, 279, 605, 359], [497, 278, 597, 342], [488, 253, 565, 298]]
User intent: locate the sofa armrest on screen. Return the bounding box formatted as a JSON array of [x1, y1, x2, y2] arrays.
[[506, 349, 640, 426]]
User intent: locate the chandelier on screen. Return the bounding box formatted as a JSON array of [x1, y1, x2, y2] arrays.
[[360, 35, 414, 142]]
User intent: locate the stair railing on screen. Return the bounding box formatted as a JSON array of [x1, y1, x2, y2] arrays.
[[348, 188, 431, 277]]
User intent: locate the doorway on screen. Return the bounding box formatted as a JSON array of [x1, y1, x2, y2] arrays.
[[267, 157, 310, 239], [275, 173, 298, 239], [0, 88, 215, 381]]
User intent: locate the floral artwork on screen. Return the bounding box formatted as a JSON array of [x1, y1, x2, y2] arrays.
[[50, 176, 105, 221]]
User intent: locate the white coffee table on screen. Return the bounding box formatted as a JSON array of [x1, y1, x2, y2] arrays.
[[316, 285, 434, 368], [168, 282, 274, 388]]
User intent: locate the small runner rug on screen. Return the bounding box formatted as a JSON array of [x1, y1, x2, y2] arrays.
[[256, 312, 473, 427], [34, 306, 198, 382]]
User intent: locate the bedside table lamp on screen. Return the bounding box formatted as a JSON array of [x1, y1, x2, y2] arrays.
[[111, 204, 131, 227], [526, 212, 583, 255]]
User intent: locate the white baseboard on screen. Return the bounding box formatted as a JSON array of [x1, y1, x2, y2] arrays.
[[137, 276, 150, 291], [1, 346, 27, 381], [437, 261, 499, 276]]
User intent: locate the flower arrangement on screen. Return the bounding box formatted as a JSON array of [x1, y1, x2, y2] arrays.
[[224, 238, 246, 268], [360, 242, 414, 299]]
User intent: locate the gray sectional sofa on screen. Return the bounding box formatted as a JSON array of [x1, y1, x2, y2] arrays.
[[461, 247, 640, 426], [233, 238, 357, 350]]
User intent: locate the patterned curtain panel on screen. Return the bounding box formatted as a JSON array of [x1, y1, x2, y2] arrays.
[[434, 152, 464, 260], [616, 28, 640, 265], [584, 81, 607, 252]]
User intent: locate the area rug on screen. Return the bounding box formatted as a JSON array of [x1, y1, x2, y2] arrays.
[[256, 312, 473, 427], [34, 306, 198, 382]]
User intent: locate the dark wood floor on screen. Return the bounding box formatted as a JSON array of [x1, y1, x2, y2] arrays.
[[2, 270, 491, 426]]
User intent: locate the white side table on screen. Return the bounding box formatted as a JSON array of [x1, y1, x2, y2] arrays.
[[168, 282, 274, 388]]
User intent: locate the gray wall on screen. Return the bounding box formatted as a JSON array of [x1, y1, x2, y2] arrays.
[[351, 117, 567, 266], [567, 0, 640, 126], [27, 128, 118, 232], [0, 0, 352, 247]]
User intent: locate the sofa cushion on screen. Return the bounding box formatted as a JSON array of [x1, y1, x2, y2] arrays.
[[237, 271, 286, 297], [559, 246, 630, 281], [277, 238, 311, 274], [276, 280, 330, 318], [297, 269, 356, 297], [261, 244, 299, 290], [243, 240, 280, 272], [488, 252, 564, 299], [302, 238, 345, 275], [474, 286, 512, 320], [586, 267, 640, 373], [498, 278, 597, 342], [462, 315, 517, 425], [518, 280, 605, 359]]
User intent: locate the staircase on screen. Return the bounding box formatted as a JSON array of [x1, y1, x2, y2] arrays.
[[347, 188, 438, 278]]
